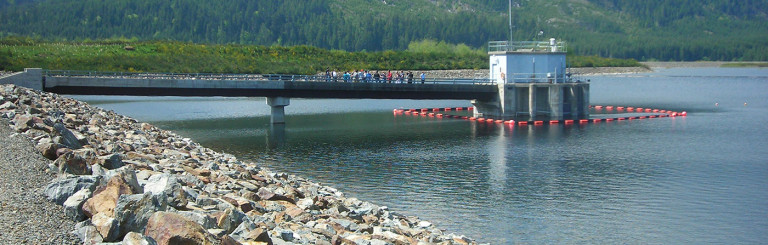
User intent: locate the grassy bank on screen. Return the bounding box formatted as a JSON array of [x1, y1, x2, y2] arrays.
[[720, 62, 768, 68], [0, 37, 644, 74]]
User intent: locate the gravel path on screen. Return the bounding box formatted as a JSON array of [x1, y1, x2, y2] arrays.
[[0, 118, 79, 244]]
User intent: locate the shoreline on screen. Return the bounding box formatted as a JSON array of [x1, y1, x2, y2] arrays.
[[0, 84, 479, 244]]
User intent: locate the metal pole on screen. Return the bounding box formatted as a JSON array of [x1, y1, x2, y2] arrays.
[[509, 0, 513, 43]]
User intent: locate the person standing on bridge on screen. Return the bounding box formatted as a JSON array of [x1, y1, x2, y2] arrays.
[[387, 70, 393, 83], [326, 68, 331, 82], [407, 71, 414, 84], [343, 71, 350, 82], [374, 71, 381, 83], [420, 72, 426, 84]]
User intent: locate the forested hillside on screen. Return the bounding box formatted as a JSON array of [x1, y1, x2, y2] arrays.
[[0, 0, 766, 61]]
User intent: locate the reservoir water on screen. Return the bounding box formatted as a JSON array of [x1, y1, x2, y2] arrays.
[[76, 68, 768, 244]]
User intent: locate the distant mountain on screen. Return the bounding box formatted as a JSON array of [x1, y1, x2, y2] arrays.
[[1, 0, 766, 61]]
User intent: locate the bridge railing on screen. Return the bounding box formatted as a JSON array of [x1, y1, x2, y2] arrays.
[[488, 40, 567, 53], [44, 70, 497, 85], [505, 72, 586, 83]]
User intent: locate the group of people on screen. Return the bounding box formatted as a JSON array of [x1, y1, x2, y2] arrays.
[[325, 69, 426, 84]]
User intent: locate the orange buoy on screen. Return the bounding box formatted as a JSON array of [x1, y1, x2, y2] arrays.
[[579, 119, 589, 124], [681, 111, 687, 116], [618, 106, 625, 110], [444, 108, 452, 111], [595, 105, 604, 109], [468, 107, 474, 110], [645, 109, 652, 112], [593, 119, 601, 123], [606, 106, 614, 110], [534, 121, 544, 125], [495, 120, 504, 123], [504, 120, 515, 124], [606, 118, 614, 121], [653, 109, 659, 113], [518, 121, 528, 126], [565, 120, 574, 124], [456, 107, 464, 111]]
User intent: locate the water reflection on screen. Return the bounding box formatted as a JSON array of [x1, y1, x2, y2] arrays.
[[488, 126, 507, 193], [267, 123, 286, 149]]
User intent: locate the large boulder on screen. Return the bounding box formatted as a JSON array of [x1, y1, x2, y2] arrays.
[[44, 176, 100, 205], [72, 221, 104, 245], [98, 153, 125, 170], [82, 168, 143, 217], [63, 188, 92, 221], [12, 114, 38, 132], [92, 212, 120, 242], [55, 149, 98, 175], [144, 211, 218, 245], [53, 122, 83, 149], [0, 101, 15, 110], [36, 142, 61, 160], [143, 173, 188, 209], [114, 193, 169, 239]]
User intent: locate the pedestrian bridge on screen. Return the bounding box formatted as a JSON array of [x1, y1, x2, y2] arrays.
[[40, 70, 498, 100], [1, 68, 589, 124]]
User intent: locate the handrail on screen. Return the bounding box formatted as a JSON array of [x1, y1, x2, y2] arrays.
[[488, 40, 567, 53], [503, 72, 582, 83], [43, 70, 497, 85], [43, 69, 592, 84]]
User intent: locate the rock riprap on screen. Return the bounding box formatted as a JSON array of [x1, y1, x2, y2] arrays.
[[0, 84, 478, 245]]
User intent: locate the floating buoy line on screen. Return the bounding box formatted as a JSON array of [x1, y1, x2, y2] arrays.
[[392, 105, 687, 126]]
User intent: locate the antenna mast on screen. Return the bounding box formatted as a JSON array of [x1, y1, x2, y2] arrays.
[[508, 0, 513, 43]]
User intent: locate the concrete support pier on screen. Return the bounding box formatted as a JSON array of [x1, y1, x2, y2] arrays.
[[266, 97, 290, 124], [548, 85, 563, 119], [528, 84, 537, 118], [472, 83, 589, 120]]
